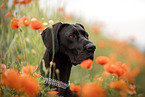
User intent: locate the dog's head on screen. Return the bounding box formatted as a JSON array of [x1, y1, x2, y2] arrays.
[[41, 22, 96, 65]]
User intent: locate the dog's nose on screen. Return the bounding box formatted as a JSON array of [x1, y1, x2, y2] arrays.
[[86, 43, 96, 52]]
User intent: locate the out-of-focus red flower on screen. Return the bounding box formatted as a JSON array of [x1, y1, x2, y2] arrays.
[[0, 3, 6, 8], [108, 53, 117, 62], [19, 0, 32, 5], [93, 74, 98, 81], [70, 83, 81, 95], [13, 0, 19, 5], [95, 56, 110, 65], [10, 18, 21, 30], [1, 69, 21, 89], [20, 16, 30, 27], [109, 80, 128, 91], [130, 35, 135, 42], [92, 24, 100, 34], [0, 64, 6, 72], [21, 64, 35, 74], [81, 83, 106, 97], [110, 80, 128, 97], [104, 61, 129, 78], [11, 95, 25, 97], [58, 6, 63, 11], [1, 72, 6, 85], [93, 75, 103, 82], [4, 12, 13, 17], [0, 64, 6, 85], [16, 56, 24, 61], [80, 59, 93, 70], [47, 91, 58, 96], [128, 84, 136, 95], [33, 72, 41, 78], [101, 71, 110, 78], [122, 67, 140, 84], [64, 13, 73, 20], [115, 63, 129, 78], [97, 40, 107, 48], [0, 68, 40, 97], [13, 0, 32, 5], [30, 20, 45, 31], [104, 63, 117, 73], [20, 74, 40, 97]]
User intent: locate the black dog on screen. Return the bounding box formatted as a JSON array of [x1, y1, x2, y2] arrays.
[[40, 22, 96, 97]]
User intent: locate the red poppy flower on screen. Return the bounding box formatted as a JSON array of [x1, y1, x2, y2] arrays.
[[47, 91, 58, 96], [10, 18, 21, 30], [70, 83, 81, 95], [64, 13, 73, 20], [93, 76, 103, 82], [81, 83, 106, 97], [80, 59, 93, 70], [4, 12, 13, 17], [108, 53, 117, 62], [19, 0, 32, 5], [104, 62, 129, 78], [0, 3, 6, 9], [128, 84, 136, 95], [95, 56, 110, 65], [20, 74, 40, 97], [101, 71, 110, 78], [1, 68, 40, 97], [0, 64, 6, 72], [13, 0, 19, 5], [122, 67, 140, 83], [104, 63, 118, 74], [115, 63, 129, 78], [20, 16, 30, 27], [92, 24, 100, 34], [109, 80, 128, 91], [21, 64, 35, 74], [58, 7, 64, 11], [1, 69, 21, 89], [33, 72, 41, 78], [30, 20, 45, 31], [16, 56, 24, 61], [109, 80, 128, 97]]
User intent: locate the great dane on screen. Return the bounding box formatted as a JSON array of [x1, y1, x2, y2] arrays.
[[40, 22, 96, 97]]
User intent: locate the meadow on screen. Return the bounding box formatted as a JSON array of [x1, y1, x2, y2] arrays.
[[0, 0, 145, 97]]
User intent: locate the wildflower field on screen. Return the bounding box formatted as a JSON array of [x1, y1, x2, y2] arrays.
[[0, 0, 145, 97]]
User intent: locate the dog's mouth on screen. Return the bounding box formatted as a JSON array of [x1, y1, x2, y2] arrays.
[[87, 56, 94, 60], [72, 54, 94, 66]]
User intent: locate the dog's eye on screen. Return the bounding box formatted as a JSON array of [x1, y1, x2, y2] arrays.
[[69, 35, 74, 38], [85, 35, 88, 39]]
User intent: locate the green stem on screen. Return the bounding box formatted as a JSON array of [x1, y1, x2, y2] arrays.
[[21, 28, 27, 64], [52, 63, 56, 88], [5, 34, 18, 56], [51, 28, 55, 62], [49, 26, 55, 77], [48, 62, 53, 87]]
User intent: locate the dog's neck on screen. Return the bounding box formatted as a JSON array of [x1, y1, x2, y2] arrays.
[[42, 49, 72, 87], [54, 53, 72, 84]]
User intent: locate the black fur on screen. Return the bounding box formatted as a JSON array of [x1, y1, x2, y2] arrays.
[[40, 22, 96, 97]]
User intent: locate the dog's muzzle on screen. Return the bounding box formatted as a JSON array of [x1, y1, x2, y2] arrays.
[[85, 43, 96, 52]]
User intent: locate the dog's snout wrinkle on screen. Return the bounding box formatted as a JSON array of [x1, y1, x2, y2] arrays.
[[86, 43, 96, 52]]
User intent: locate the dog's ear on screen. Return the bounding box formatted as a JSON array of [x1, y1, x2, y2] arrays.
[[41, 22, 66, 54], [75, 23, 85, 29]]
